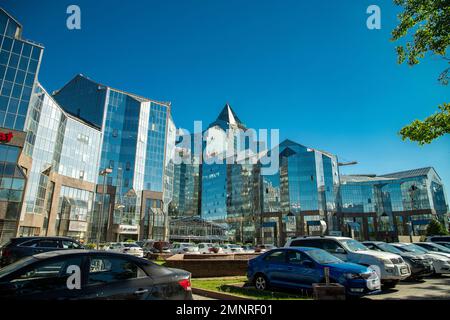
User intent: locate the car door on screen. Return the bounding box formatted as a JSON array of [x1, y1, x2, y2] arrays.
[[82, 255, 154, 300], [262, 250, 287, 286], [284, 250, 321, 288], [0, 255, 85, 300]]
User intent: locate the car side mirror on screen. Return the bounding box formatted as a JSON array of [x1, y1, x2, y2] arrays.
[[335, 248, 346, 254]]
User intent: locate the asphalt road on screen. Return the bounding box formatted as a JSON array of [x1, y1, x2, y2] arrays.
[[193, 275, 450, 300], [367, 275, 450, 300]]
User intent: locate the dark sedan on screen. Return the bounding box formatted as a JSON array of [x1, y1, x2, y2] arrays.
[[363, 241, 434, 280], [0, 250, 192, 300], [0, 236, 84, 267]]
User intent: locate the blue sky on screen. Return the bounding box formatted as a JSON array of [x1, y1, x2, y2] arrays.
[[4, 0, 450, 198]]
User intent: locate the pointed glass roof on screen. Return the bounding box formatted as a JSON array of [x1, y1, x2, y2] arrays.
[[208, 104, 246, 130]]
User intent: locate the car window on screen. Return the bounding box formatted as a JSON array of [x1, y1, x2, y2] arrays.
[[286, 250, 307, 265], [322, 240, 346, 253], [19, 239, 40, 247], [61, 240, 82, 249], [88, 257, 146, 285], [290, 239, 321, 248], [37, 240, 60, 248], [307, 249, 343, 264], [263, 250, 286, 263], [7, 256, 83, 295]]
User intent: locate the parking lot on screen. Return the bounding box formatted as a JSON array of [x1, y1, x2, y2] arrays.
[[192, 275, 450, 300], [367, 275, 450, 300]]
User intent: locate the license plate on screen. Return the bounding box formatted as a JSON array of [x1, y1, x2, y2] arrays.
[[400, 267, 408, 275]]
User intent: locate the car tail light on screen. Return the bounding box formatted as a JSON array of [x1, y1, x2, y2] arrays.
[[1, 248, 11, 257], [178, 278, 192, 291]]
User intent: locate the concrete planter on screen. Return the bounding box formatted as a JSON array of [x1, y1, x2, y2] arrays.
[[312, 283, 346, 300]]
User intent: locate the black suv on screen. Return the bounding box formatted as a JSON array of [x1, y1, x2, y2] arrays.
[[0, 237, 84, 267]]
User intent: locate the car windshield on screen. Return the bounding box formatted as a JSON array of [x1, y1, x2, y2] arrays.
[[437, 242, 450, 249], [378, 243, 404, 255], [0, 256, 36, 278], [182, 243, 194, 247], [341, 239, 369, 252], [307, 249, 343, 264], [229, 245, 240, 248], [402, 244, 428, 254], [425, 243, 450, 253]]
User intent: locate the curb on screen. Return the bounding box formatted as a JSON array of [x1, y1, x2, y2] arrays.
[[192, 287, 251, 300]]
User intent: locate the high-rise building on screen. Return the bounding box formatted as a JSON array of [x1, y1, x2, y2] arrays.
[[53, 74, 176, 241]]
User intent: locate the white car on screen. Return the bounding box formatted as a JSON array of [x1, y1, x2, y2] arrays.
[[285, 236, 411, 289], [392, 243, 450, 274], [105, 242, 144, 258], [171, 243, 200, 254], [220, 244, 245, 254]]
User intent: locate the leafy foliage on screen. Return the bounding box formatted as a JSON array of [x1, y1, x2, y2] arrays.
[[399, 103, 450, 144], [426, 218, 449, 236], [392, 0, 449, 68], [391, 0, 450, 144]]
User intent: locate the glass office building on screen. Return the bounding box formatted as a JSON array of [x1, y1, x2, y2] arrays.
[[19, 83, 101, 242], [339, 167, 449, 240], [53, 74, 175, 241], [0, 8, 43, 131]]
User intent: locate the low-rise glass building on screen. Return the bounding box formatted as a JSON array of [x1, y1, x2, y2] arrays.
[[338, 167, 449, 240]]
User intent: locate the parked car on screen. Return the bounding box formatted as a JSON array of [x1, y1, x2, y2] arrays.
[[105, 242, 144, 258], [171, 243, 200, 254], [0, 237, 84, 267], [363, 241, 433, 280], [242, 245, 255, 253], [220, 244, 245, 254], [435, 242, 450, 250], [0, 250, 192, 300], [391, 243, 450, 275], [152, 241, 171, 254], [414, 242, 450, 257], [425, 236, 450, 243], [248, 247, 381, 297], [285, 236, 410, 289], [254, 244, 277, 253], [197, 243, 223, 254]]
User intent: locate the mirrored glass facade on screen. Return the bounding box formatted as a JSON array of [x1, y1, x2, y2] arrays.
[[0, 8, 43, 131], [52, 74, 175, 241]]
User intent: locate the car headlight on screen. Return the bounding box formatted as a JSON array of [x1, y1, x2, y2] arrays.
[[379, 258, 393, 265]]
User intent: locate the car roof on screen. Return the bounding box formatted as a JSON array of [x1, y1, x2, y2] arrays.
[[289, 236, 351, 241], [11, 236, 77, 242], [274, 246, 317, 252], [32, 249, 147, 261]]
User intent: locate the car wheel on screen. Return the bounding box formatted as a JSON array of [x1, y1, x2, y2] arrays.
[[254, 274, 268, 291]]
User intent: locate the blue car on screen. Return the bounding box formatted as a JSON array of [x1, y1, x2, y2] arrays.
[[247, 247, 381, 297]]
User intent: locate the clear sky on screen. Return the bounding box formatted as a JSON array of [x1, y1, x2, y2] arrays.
[[4, 0, 450, 199]]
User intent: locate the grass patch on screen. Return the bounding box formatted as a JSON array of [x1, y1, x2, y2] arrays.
[[192, 277, 310, 300]]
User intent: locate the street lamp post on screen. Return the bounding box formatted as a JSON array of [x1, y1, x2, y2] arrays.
[[96, 168, 112, 250]]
